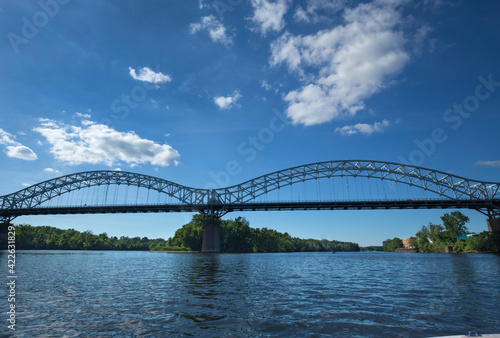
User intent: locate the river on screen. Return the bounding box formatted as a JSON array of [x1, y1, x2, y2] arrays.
[[1, 250, 499, 337]]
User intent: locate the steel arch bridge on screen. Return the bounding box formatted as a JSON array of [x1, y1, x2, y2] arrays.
[[1, 160, 499, 222]]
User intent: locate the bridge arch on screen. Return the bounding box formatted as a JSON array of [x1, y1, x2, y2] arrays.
[[0, 170, 210, 211], [0, 160, 499, 217], [213, 160, 500, 205]]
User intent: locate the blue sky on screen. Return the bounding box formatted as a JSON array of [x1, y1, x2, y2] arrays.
[[1, 0, 499, 246]]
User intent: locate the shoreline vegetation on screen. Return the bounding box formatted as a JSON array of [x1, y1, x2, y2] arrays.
[[11, 215, 361, 253], [383, 211, 500, 254]]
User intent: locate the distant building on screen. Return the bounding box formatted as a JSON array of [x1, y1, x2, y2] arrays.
[[457, 233, 474, 241], [402, 238, 411, 248]]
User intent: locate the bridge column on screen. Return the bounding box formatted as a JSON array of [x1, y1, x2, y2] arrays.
[[202, 216, 220, 253], [0, 222, 10, 250], [487, 218, 500, 233]]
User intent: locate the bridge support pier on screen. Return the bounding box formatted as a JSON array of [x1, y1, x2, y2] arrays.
[[202, 216, 220, 253], [487, 218, 500, 233], [0, 222, 11, 250]]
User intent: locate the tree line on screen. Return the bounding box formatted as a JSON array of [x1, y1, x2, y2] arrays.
[[14, 224, 167, 250], [159, 215, 360, 253], [383, 211, 500, 253], [360, 246, 384, 252], [12, 215, 360, 253]]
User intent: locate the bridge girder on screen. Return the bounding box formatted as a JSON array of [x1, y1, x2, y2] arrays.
[[0, 160, 499, 217], [0, 171, 210, 211], [213, 160, 500, 205]]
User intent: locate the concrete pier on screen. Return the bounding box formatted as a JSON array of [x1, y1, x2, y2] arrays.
[[0, 223, 10, 250], [202, 216, 221, 253], [487, 218, 500, 233]]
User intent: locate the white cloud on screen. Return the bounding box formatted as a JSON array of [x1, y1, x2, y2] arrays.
[[0, 128, 38, 160], [33, 119, 180, 167], [76, 112, 91, 119], [413, 24, 433, 54], [335, 119, 390, 136], [6, 145, 38, 161], [475, 161, 500, 167], [261, 80, 272, 90], [270, 0, 411, 126], [250, 0, 290, 35], [129, 67, 172, 84], [44, 168, 62, 174], [213, 91, 242, 110], [294, 0, 347, 23], [198, 0, 209, 9], [190, 15, 233, 46], [0, 129, 14, 145]]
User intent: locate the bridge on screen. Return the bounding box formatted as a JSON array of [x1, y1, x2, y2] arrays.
[[1, 160, 499, 252]]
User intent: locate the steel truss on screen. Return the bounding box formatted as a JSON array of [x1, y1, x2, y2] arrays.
[[1, 160, 499, 219], [0, 171, 209, 211]]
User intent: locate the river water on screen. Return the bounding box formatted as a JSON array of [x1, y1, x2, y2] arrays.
[[1, 250, 499, 337]]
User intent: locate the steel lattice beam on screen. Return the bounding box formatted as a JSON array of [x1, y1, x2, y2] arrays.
[[213, 160, 500, 204], [1, 160, 499, 218]]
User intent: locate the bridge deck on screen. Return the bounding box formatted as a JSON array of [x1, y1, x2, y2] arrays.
[[1, 199, 498, 217]]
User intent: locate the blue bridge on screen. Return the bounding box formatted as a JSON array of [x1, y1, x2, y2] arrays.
[[1, 160, 499, 252]]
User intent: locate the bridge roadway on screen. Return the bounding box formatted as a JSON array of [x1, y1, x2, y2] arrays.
[[1, 199, 498, 217]]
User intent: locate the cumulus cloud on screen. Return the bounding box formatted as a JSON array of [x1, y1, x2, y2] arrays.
[[190, 15, 233, 46], [44, 168, 62, 174], [213, 91, 242, 110], [0, 128, 37, 160], [335, 119, 390, 136], [250, 0, 290, 35], [6, 145, 38, 161], [475, 161, 500, 167], [76, 112, 91, 119], [270, 0, 411, 126], [33, 119, 180, 167], [198, 0, 209, 9], [294, 0, 347, 23], [129, 67, 172, 84]]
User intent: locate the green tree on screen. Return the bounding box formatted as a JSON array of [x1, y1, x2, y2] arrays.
[[382, 237, 403, 252], [453, 239, 467, 253], [441, 211, 470, 242], [14, 224, 171, 251], [168, 214, 204, 251], [464, 232, 492, 252], [220, 217, 253, 253], [14, 215, 362, 253], [414, 222, 446, 252]]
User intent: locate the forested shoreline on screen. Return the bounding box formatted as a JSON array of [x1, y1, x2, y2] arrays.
[[383, 211, 500, 253], [12, 215, 360, 253], [13, 224, 161, 251], [160, 215, 360, 252]]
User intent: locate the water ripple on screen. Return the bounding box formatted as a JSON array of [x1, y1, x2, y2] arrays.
[[1, 251, 499, 337]]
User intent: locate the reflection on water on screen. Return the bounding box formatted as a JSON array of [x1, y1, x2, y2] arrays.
[[1, 251, 499, 337]]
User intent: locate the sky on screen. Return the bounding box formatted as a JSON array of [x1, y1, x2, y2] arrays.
[[1, 0, 499, 246]]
